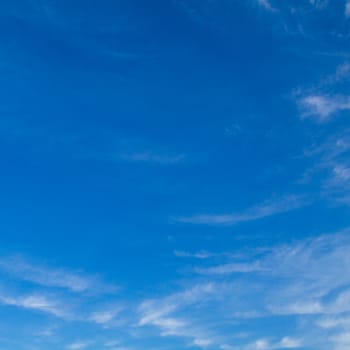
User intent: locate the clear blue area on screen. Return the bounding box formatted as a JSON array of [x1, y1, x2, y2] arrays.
[[0, 1, 350, 350]]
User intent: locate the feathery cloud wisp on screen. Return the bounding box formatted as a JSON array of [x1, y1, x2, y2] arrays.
[[174, 250, 214, 259], [300, 95, 350, 122], [89, 308, 122, 325], [255, 0, 276, 12], [0, 255, 117, 294], [67, 341, 92, 350], [175, 195, 307, 225], [346, 1, 350, 17], [0, 293, 69, 318], [118, 151, 185, 164], [195, 262, 263, 275], [138, 283, 218, 348]]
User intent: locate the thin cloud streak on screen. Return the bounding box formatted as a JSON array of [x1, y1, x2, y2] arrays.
[[118, 151, 185, 164], [175, 195, 307, 225], [301, 130, 350, 204], [88, 308, 122, 325], [248, 337, 303, 350], [67, 341, 92, 350], [0, 293, 69, 318], [0, 255, 118, 294], [195, 262, 263, 275], [174, 250, 214, 259], [138, 283, 218, 349], [255, 0, 277, 12]]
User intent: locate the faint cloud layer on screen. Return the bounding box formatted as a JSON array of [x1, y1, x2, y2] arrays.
[[346, 0, 350, 17], [300, 95, 350, 122], [255, 0, 276, 11], [0, 120, 185, 166], [118, 151, 185, 164], [175, 195, 308, 225], [67, 341, 92, 350], [195, 262, 263, 275], [3, 230, 350, 349], [0, 255, 117, 294], [138, 283, 217, 348], [0, 293, 68, 318], [163, 229, 350, 349], [88, 308, 122, 325], [301, 129, 350, 204]]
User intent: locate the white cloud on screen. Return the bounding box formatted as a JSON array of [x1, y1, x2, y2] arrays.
[[279, 337, 302, 348], [175, 195, 307, 225], [195, 262, 263, 275], [0, 293, 68, 318], [301, 130, 350, 204], [192, 337, 213, 347], [174, 250, 214, 259], [139, 309, 213, 349], [117, 151, 185, 164], [346, 1, 350, 17], [89, 308, 121, 325], [67, 341, 92, 350], [255, 0, 276, 11], [264, 233, 350, 315], [151, 229, 350, 348], [333, 165, 350, 182], [324, 63, 350, 84], [318, 315, 350, 329], [254, 339, 270, 350], [309, 0, 329, 9], [249, 337, 302, 349], [300, 95, 350, 122], [104, 340, 121, 347], [139, 283, 216, 326], [331, 332, 350, 350], [201, 229, 350, 317], [0, 255, 117, 294], [138, 283, 218, 348]]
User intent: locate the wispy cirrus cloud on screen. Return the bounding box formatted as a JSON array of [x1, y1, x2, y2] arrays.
[[88, 307, 122, 325], [301, 129, 350, 204], [80, 133, 186, 165], [247, 337, 302, 350], [139, 283, 217, 326], [191, 229, 350, 318], [174, 195, 307, 225], [346, 0, 350, 17], [309, 0, 329, 9], [174, 250, 214, 259], [117, 151, 185, 164], [195, 262, 263, 275], [255, 0, 277, 12], [158, 229, 350, 350], [3, 230, 350, 349], [67, 341, 93, 350], [300, 95, 350, 122], [0, 119, 185, 167], [321, 63, 350, 85], [0, 293, 69, 318], [225, 336, 303, 350], [0, 255, 117, 294], [295, 62, 350, 123], [138, 283, 218, 348]]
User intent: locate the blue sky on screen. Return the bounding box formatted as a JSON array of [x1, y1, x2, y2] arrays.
[[1, 0, 350, 349]]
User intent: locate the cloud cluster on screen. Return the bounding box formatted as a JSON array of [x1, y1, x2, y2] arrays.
[[166, 229, 350, 349]]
